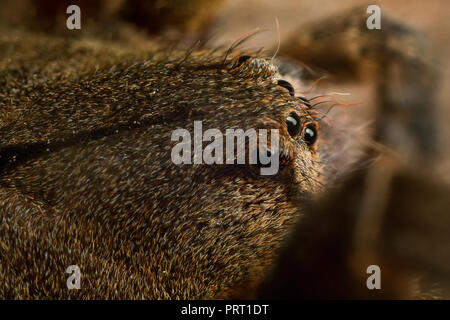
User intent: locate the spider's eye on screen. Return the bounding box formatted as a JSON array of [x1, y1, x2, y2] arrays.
[[277, 80, 295, 97], [231, 55, 251, 69], [302, 123, 318, 146], [237, 55, 251, 65], [286, 112, 301, 137]]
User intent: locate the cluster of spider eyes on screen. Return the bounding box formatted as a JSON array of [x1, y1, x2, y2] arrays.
[[232, 55, 318, 147], [276, 80, 318, 147], [285, 112, 317, 146]]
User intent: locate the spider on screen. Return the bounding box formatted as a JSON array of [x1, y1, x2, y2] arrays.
[[0, 0, 449, 299]]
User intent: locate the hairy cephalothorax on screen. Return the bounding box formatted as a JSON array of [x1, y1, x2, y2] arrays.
[[0, 27, 328, 298], [0, 2, 449, 299]]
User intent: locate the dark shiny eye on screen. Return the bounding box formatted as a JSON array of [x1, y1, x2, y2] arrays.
[[231, 55, 251, 69], [302, 123, 318, 146], [286, 112, 301, 137], [277, 80, 295, 97], [237, 55, 251, 65]]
